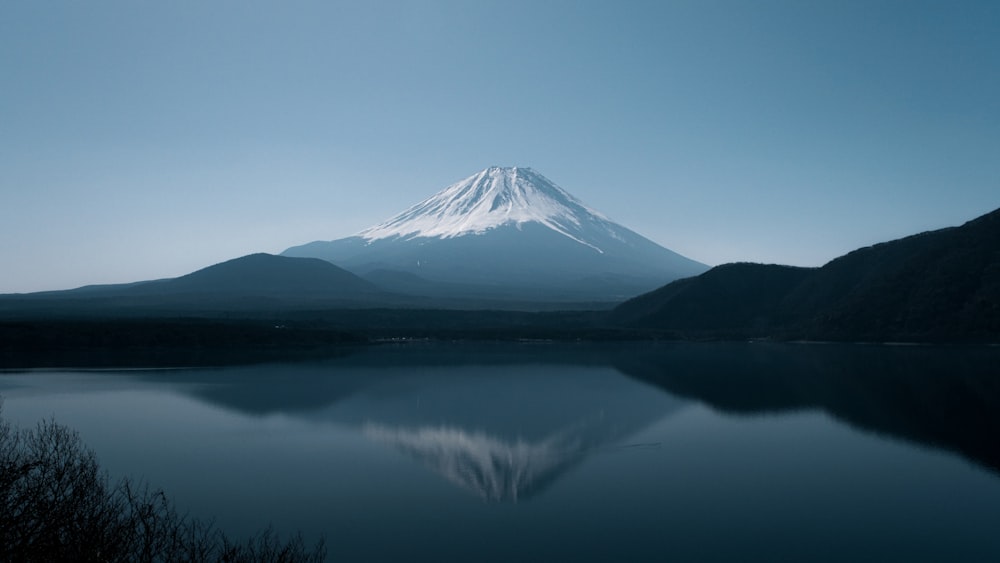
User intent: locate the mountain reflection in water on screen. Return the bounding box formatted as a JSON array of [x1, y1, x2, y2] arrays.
[[117, 341, 1000, 489], [363, 424, 577, 502], [332, 358, 681, 502], [120, 344, 684, 501], [3, 342, 1000, 562]]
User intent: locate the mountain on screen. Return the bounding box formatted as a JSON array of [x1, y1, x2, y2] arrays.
[[613, 263, 813, 333], [131, 253, 378, 298], [0, 253, 390, 314], [780, 208, 1000, 338], [283, 166, 708, 302], [613, 207, 1000, 341]]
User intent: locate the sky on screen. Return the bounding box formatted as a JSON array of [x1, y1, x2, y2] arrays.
[[2, 0, 999, 293]]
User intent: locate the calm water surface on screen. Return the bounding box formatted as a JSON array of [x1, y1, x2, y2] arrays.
[[2, 342, 999, 562]]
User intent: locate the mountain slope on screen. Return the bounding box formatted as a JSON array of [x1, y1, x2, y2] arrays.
[[612, 263, 813, 333], [782, 208, 1000, 338], [131, 253, 378, 297], [613, 207, 1000, 341], [283, 167, 707, 301], [0, 254, 389, 314]]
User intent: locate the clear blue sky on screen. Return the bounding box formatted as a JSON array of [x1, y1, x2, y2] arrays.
[[2, 1, 998, 293]]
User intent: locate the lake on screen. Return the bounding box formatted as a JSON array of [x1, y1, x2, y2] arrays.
[[2, 342, 999, 562]]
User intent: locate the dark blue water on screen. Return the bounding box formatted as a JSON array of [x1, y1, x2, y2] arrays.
[[2, 342, 999, 562]]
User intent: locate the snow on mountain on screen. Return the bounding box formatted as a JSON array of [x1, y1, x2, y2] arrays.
[[359, 166, 621, 253], [282, 166, 708, 302]]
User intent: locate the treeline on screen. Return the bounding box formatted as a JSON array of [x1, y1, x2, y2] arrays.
[[0, 313, 628, 368], [0, 319, 365, 368], [0, 404, 326, 562]]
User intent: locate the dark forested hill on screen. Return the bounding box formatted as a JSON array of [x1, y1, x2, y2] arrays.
[[0, 254, 393, 315], [130, 253, 380, 298], [612, 263, 813, 335], [613, 208, 1000, 342]]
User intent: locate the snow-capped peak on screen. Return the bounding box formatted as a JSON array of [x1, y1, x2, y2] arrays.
[[358, 167, 615, 250]]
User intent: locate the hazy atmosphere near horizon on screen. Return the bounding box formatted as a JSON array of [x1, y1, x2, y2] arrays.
[[2, 1, 998, 293]]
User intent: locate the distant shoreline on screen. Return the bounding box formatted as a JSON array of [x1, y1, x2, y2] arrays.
[[2, 314, 996, 370]]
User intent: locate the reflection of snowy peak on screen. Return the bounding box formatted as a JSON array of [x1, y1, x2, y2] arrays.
[[283, 167, 708, 301], [336, 362, 687, 503], [364, 424, 580, 502], [359, 167, 621, 253]]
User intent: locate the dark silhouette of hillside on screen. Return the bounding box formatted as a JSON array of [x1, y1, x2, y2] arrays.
[[613, 263, 812, 335], [784, 207, 1000, 340], [0, 252, 625, 314], [134, 253, 379, 297], [118, 253, 391, 309], [614, 207, 1000, 341], [0, 254, 400, 314]]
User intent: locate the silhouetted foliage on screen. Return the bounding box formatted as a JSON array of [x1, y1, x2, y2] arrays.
[[0, 404, 325, 562], [0, 319, 365, 368]]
